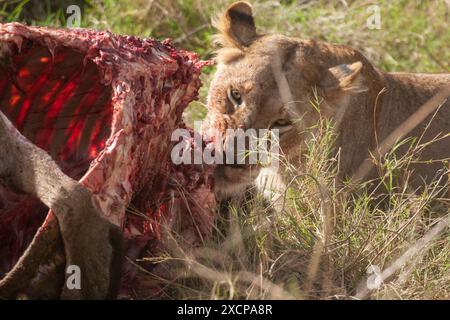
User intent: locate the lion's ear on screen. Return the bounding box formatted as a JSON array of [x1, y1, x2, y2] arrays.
[[320, 61, 367, 97], [213, 1, 257, 48]]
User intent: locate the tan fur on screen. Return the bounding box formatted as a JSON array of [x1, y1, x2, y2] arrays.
[[205, 1, 450, 199]]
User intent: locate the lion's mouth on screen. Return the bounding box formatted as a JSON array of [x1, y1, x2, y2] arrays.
[[214, 163, 261, 198]]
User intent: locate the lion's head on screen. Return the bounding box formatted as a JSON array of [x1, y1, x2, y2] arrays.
[[204, 1, 373, 199]]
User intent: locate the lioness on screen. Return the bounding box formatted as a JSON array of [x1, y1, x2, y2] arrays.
[[204, 1, 450, 200]]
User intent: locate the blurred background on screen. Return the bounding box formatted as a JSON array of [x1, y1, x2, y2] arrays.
[[1, 0, 449, 124]]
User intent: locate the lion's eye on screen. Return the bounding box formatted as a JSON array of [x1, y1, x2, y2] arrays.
[[227, 88, 242, 106], [270, 119, 293, 135]]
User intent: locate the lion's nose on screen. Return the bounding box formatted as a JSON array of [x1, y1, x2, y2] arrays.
[[222, 136, 255, 166]]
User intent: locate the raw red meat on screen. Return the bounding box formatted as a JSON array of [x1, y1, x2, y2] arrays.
[[0, 23, 215, 298]]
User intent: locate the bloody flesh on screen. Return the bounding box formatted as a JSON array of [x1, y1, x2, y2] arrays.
[[0, 23, 215, 297]]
